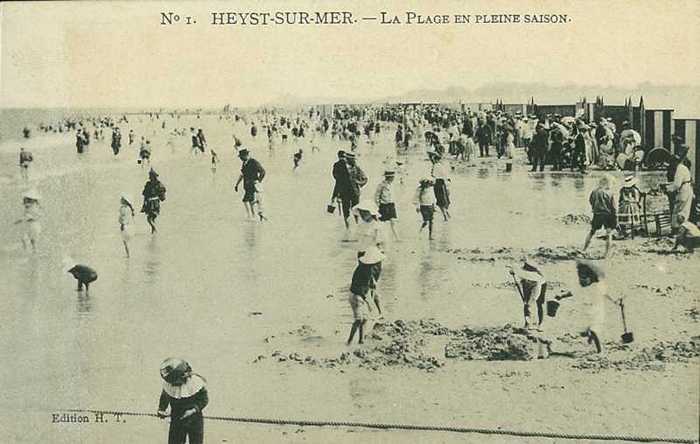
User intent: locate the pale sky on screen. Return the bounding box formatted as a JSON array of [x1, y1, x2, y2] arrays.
[[1, 0, 699, 108]]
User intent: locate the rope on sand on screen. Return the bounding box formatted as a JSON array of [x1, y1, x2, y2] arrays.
[[63, 408, 698, 443]]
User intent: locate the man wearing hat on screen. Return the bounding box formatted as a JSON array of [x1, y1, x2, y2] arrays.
[[664, 145, 694, 232], [330, 150, 346, 206], [529, 124, 548, 172], [234, 149, 267, 221], [571, 122, 588, 173], [475, 118, 492, 157], [334, 151, 367, 232], [111, 127, 122, 156]]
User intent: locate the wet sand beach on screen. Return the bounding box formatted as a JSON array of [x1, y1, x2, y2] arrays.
[[1, 114, 697, 443]]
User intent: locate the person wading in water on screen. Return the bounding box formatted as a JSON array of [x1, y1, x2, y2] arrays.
[[141, 168, 167, 234], [234, 149, 267, 221]]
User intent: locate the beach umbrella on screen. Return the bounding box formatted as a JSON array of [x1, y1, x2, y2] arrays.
[[644, 147, 673, 168]]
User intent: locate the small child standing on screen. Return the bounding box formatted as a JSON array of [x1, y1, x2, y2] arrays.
[[119, 193, 135, 258], [157, 358, 208, 444], [293, 149, 303, 171], [504, 127, 515, 172], [413, 178, 436, 240], [19, 147, 33, 181], [575, 260, 619, 354], [67, 264, 98, 293], [375, 170, 400, 241], [583, 175, 617, 258], [348, 246, 385, 344], [253, 180, 268, 222], [210, 149, 219, 174], [15, 189, 42, 251]]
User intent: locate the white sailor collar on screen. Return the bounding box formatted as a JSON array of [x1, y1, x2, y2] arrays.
[[162, 374, 206, 399]]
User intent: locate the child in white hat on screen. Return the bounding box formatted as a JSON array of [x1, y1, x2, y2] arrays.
[[348, 246, 385, 344], [15, 189, 42, 251], [374, 170, 400, 241], [352, 200, 383, 257]]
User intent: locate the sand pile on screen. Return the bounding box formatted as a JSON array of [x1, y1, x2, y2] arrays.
[[531, 246, 586, 262], [559, 213, 592, 225], [448, 247, 516, 263], [446, 245, 587, 264], [261, 320, 549, 372], [573, 337, 700, 371], [444, 324, 546, 361]]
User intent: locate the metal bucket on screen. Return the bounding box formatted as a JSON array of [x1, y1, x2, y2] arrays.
[[546, 300, 560, 317], [621, 331, 635, 344]]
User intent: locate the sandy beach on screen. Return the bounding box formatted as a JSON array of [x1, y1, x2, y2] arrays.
[[1, 113, 697, 444]]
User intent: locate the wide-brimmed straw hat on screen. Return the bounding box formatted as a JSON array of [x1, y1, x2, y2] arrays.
[[623, 175, 638, 187], [359, 246, 385, 265], [23, 189, 41, 201], [120, 193, 133, 205], [353, 200, 379, 216]]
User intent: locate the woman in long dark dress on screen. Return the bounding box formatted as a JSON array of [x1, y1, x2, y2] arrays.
[[141, 168, 166, 233]]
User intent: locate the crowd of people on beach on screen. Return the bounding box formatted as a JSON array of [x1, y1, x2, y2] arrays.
[[9, 102, 699, 444]]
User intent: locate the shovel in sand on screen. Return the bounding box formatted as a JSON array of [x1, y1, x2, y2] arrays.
[[619, 301, 634, 344]]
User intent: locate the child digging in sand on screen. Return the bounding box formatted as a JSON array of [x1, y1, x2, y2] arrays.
[[348, 246, 385, 344]]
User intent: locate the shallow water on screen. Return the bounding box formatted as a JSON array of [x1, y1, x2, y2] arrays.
[[1, 114, 696, 442]]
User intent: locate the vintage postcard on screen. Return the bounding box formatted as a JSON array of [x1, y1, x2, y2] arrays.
[[1, 1, 698, 443]]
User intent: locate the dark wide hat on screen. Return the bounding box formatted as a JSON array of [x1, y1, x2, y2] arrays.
[[576, 259, 605, 283], [160, 358, 192, 384]]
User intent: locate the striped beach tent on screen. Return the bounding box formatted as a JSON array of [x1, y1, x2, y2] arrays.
[[673, 118, 700, 181]]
